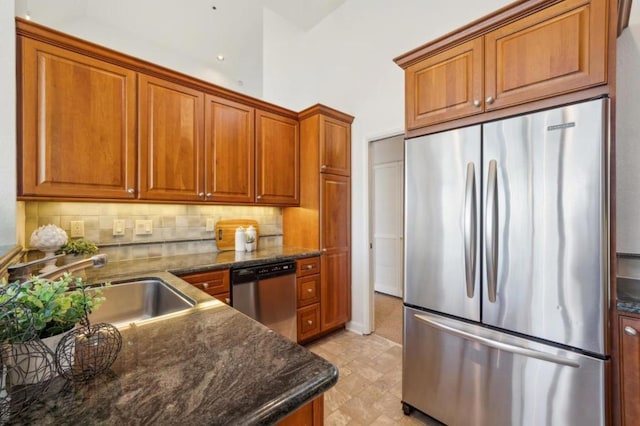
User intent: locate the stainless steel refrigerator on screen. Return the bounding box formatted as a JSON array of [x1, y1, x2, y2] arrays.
[[402, 98, 610, 425]]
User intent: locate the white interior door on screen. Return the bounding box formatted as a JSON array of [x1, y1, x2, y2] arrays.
[[371, 136, 404, 297]]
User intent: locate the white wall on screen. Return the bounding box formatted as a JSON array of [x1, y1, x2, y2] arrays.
[[616, 4, 640, 254], [263, 0, 512, 334], [0, 1, 16, 245], [14, 0, 263, 97]]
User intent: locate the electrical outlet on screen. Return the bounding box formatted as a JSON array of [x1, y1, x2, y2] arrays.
[[113, 219, 125, 236], [135, 219, 153, 235], [205, 218, 215, 232], [69, 220, 84, 238]]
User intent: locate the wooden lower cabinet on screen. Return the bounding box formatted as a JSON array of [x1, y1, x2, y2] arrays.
[[179, 269, 230, 304], [277, 395, 324, 426], [298, 304, 321, 342], [296, 257, 322, 343], [620, 315, 640, 425], [320, 250, 350, 331]]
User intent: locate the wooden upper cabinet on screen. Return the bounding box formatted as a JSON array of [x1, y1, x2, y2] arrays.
[[138, 75, 204, 201], [620, 315, 640, 425], [19, 37, 137, 199], [485, 0, 607, 111], [405, 38, 484, 129], [204, 95, 255, 203], [255, 110, 300, 205], [397, 0, 610, 131], [320, 115, 351, 176]]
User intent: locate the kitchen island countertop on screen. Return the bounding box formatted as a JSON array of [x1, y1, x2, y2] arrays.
[[7, 272, 337, 425]]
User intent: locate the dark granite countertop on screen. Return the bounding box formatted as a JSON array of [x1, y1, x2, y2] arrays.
[[6, 272, 338, 425], [82, 246, 321, 283]]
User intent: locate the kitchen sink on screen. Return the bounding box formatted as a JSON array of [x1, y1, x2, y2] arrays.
[[87, 278, 196, 327]]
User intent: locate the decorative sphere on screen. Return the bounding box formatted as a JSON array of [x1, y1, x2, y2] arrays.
[[55, 323, 122, 382]]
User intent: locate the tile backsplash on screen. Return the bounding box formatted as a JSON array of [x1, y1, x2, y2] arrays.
[[22, 202, 282, 260]]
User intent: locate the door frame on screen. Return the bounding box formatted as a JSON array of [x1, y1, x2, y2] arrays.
[[367, 131, 404, 333]]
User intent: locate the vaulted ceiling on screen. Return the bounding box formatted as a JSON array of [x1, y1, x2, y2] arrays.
[[14, 0, 347, 96]]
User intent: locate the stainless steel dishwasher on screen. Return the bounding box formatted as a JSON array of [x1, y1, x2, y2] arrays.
[[231, 260, 297, 341]]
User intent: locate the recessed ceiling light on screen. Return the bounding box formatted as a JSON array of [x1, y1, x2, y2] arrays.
[[217, 55, 225, 61]]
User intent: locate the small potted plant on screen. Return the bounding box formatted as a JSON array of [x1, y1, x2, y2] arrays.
[[57, 238, 98, 259], [0, 274, 107, 386]]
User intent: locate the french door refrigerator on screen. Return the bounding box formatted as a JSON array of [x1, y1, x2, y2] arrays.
[[402, 98, 610, 426]]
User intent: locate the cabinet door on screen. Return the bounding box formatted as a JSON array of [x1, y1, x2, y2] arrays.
[[321, 174, 350, 251], [139, 75, 204, 201], [204, 95, 255, 203], [404, 38, 483, 129], [320, 115, 351, 176], [620, 316, 640, 425], [320, 174, 351, 331], [19, 38, 137, 199], [321, 250, 350, 331], [484, 0, 607, 111], [255, 110, 299, 205]]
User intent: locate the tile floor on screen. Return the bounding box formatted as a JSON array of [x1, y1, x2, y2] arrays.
[[307, 330, 441, 425]]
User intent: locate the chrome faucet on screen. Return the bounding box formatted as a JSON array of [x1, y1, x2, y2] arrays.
[[8, 254, 108, 283]]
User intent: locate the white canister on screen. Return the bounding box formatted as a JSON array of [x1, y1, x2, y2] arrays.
[[235, 227, 246, 252], [246, 226, 257, 245]]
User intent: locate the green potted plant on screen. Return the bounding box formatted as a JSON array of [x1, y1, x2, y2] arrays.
[[56, 238, 99, 258], [0, 274, 107, 385], [0, 273, 106, 343]]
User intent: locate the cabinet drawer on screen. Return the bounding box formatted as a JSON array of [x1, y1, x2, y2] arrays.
[[297, 257, 320, 277], [297, 275, 320, 307], [297, 304, 321, 342], [214, 292, 231, 305], [180, 269, 230, 295]]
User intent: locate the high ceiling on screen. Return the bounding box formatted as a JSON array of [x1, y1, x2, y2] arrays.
[[14, 0, 347, 96]]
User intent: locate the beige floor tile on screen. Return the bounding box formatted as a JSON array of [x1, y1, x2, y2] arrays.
[[325, 409, 354, 426], [309, 326, 443, 425]]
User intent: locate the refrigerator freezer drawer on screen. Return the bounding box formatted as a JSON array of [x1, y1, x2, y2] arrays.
[[403, 307, 605, 426]]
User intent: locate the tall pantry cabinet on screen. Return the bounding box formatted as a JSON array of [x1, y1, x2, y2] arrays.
[[284, 105, 354, 341]]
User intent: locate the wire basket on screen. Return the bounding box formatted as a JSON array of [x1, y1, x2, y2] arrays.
[[55, 322, 122, 382]]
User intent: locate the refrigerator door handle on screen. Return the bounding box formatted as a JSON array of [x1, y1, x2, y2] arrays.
[[414, 314, 580, 368], [464, 162, 477, 298], [485, 159, 498, 302]]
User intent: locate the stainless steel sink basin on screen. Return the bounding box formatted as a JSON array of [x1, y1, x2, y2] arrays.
[[87, 279, 196, 327]]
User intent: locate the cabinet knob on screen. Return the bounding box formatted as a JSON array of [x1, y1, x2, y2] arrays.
[[198, 192, 205, 198], [307, 288, 313, 293], [624, 326, 638, 336], [486, 96, 495, 105], [257, 195, 262, 200], [321, 164, 327, 170], [203, 282, 209, 289], [307, 320, 313, 326], [127, 188, 135, 194], [473, 100, 481, 107], [206, 192, 212, 198], [225, 298, 230, 304], [322, 248, 327, 253], [306, 265, 313, 270]]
